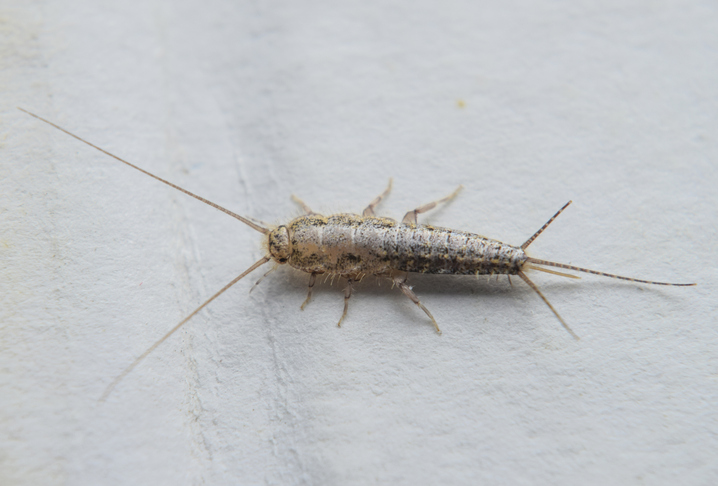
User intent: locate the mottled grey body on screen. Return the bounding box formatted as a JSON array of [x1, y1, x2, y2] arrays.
[[270, 213, 528, 278], [22, 109, 696, 401]]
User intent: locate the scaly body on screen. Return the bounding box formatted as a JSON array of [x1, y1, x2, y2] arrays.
[[19, 108, 695, 401], [281, 214, 526, 277]]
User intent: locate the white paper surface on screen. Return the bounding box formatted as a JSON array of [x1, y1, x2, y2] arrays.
[[2, 1, 716, 484]]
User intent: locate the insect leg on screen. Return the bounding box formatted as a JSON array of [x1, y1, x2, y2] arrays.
[[291, 195, 317, 215], [249, 265, 277, 293], [362, 178, 393, 216], [402, 185, 463, 224], [246, 215, 274, 230], [337, 278, 354, 327], [300, 272, 318, 310], [393, 274, 441, 334]]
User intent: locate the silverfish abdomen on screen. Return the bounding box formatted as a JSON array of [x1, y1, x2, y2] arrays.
[[286, 214, 527, 276]]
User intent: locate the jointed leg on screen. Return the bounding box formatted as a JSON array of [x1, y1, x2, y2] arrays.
[[363, 178, 393, 216], [337, 278, 354, 327], [393, 274, 441, 334], [301, 272, 318, 310], [402, 185, 463, 224], [291, 195, 317, 215], [249, 265, 277, 293]]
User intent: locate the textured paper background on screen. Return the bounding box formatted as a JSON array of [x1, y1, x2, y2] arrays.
[[2, 1, 716, 484]]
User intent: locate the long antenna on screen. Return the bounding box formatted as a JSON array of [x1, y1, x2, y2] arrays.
[[18, 107, 268, 234], [99, 256, 270, 401]]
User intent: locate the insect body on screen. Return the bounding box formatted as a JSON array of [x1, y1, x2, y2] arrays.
[[19, 108, 696, 400], [270, 206, 530, 333], [274, 212, 528, 278]]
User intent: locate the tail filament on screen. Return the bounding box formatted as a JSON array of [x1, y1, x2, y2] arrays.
[[527, 258, 696, 287]]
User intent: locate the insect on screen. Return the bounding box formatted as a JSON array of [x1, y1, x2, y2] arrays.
[[20, 108, 696, 399]]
